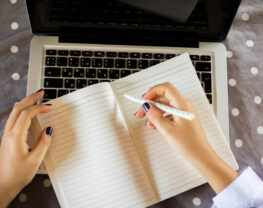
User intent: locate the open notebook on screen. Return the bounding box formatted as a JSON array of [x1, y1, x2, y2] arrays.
[[31, 53, 238, 208]]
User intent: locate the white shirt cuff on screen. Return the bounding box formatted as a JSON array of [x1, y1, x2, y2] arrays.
[[212, 167, 263, 208]]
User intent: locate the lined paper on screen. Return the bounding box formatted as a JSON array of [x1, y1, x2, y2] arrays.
[[111, 53, 238, 201], [36, 83, 157, 208]]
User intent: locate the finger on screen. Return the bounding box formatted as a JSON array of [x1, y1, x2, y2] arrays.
[[145, 82, 187, 109], [29, 127, 53, 167], [13, 104, 52, 140], [146, 113, 174, 130], [142, 103, 173, 133], [4, 89, 44, 133], [136, 97, 171, 118]]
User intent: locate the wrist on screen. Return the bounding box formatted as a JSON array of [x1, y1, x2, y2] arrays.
[[0, 182, 19, 208]]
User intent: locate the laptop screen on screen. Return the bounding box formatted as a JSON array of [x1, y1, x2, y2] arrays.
[[26, 0, 241, 45]]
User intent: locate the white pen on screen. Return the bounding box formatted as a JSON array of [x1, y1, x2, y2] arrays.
[[123, 93, 195, 121]]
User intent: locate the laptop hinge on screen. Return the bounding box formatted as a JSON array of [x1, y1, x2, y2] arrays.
[[59, 28, 199, 48]]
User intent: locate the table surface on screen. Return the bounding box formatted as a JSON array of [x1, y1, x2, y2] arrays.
[[0, 0, 262, 207]]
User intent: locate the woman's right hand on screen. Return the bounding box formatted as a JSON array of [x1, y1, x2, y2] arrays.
[[136, 82, 238, 194], [136, 82, 212, 161]]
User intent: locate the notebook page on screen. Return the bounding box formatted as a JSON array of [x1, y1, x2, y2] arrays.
[[35, 83, 157, 208], [111, 53, 238, 201]]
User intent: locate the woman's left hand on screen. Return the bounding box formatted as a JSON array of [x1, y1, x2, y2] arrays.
[[0, 90, 53, 208]]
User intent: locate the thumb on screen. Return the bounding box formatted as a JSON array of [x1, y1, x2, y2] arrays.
[[29, 127, 53, 166], [143, 103, 171, 132]]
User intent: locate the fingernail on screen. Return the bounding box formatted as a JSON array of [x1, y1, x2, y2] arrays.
[[143, 103, 150, 112], [46, 127, 53, 136], [45, 104, 52, 106], [36, 88, 43, 93]]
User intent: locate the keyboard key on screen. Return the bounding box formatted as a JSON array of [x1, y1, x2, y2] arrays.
[[201, 55, 211, 61], [190, 55, 199, 60], [132, 70, 139, 73], [45, 57, 56, 66], [86, 69, 96, 78], [94, 51, 104, 57], [88, 79, 99, 85], [92, 58, 102, 67], [118, 52, 128, 58], [98, 69, 108, 78], [127, 59, 137, 69], [45, 67, 61, 77], [65, 79, 75, 88], [201, 73, 212, 93], [196, 62, 211, 71], [74, 68, 84, 77], [150, 60, 160, 66], [100, 80, 111, 82], [121, 70, 131, 78], [69, 57, 79, 67], [82, 51, 93, 57], [115, 59, 125, 68], [206, 94, 212, 104], [138, 60, 149, 69], [142, 53, 152, 59], [44, 78, 63, 88], [130, 53, 140, 58], [70, 90, 76, 93], [80, 58, 91, 67], [58, 89, 69, 97], [197, 72, 200, 80], [154, 53, 164, 59], [46, 50, 56, 55], [106, 52, 117, 57], [58, 50, 69, 56], [70, 50, 81, 56], [44, 89, 57, 99], [57, 57, 68, 66], [109, 70, 119, 79], [104, 59, 114, 68], [77, 79, 87, 89], [165, 54, 176, 59], [62, 68, 73, 77], [42, 100, 49, 103]]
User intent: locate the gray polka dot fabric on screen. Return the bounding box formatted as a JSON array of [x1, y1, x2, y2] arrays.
[[0, 0, 262, 207]]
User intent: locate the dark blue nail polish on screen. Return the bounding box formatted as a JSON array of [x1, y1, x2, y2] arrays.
[[45, 104, 52, 106], [36, 88, 43, 93], [46, 127, 53, 136], [134, 112, 137, 116], [143, 103, 150, 112]]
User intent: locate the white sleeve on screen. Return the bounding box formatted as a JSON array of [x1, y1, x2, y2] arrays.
[[211, 167, 263, 208]]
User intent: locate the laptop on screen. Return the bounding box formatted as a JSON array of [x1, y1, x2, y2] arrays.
[[25, 0, 241, 174]]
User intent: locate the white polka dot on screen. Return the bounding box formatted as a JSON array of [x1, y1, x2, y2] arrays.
[[246, 40, 254, 47], [250, 67, 258, 75], [43, 178, 51, 188], [19, 193, 27, 202], [231, 108, 239, 116], [10, 45, 19, 53], [228, 79, 236, 87], [261, 158, 263, 165], [242, 13, 249, 21], [257, 126, 263, 135], [11, 72, 20, 80], [235, 139, 243, 148], [10, 0, 17, 4], [192, 197, 201, 206], [227, 50, 233, 58], [11, 22, 19, 30], [254, 96, 262, 104]]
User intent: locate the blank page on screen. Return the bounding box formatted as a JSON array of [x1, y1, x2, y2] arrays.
[[111, 53, 238, 201], [36, 83, 157, 208]]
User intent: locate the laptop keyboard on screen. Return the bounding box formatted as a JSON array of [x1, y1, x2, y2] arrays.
[[43, 49, 213, 104]]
